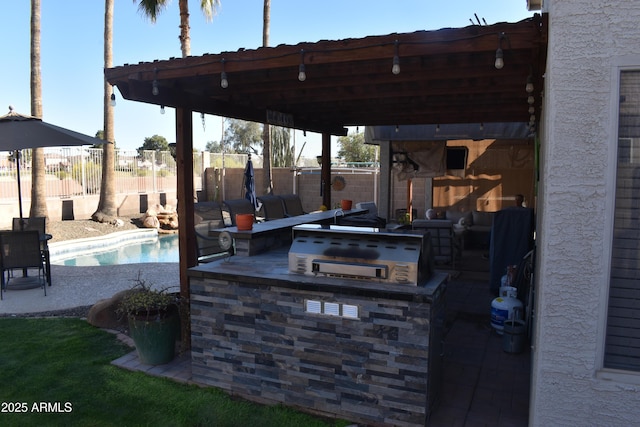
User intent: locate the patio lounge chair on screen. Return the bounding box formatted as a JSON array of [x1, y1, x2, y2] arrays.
[[194, 226, 230, 263], [257, 195, 287, 220], [223, 199, 260, 226], [194, 202, 225, 228], [0, 230, 48, 299], [278, 194, 306, 216], [193, 202, 228, 263]]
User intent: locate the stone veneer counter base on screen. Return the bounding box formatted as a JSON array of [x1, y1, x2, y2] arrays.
[[188, 248, 447, 426]]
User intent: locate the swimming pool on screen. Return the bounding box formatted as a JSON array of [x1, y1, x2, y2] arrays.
[[49, 230, 179, 266]]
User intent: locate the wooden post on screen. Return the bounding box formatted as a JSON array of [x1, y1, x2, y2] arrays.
[[407, 178, 413, 222], [321, 133, 331, 208], [176, 108, 195, 351]]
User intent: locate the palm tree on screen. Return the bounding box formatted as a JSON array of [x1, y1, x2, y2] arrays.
[[271, 126, 293, 167], [92, 0, 117, 223], [135, 0, 221, 356], [135, 0, 220, 58], [262, 0, 273, 194], [29, 0, 48, 220]]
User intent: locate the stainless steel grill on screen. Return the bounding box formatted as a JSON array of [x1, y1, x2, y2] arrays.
[[288, 224, 433, 285]]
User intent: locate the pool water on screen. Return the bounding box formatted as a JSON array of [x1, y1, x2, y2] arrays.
[[55, 234, 179, 266]]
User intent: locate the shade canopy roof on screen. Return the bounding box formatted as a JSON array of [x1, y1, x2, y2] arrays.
[[105, 14, 547, 137], [0, 107, 103, 151]]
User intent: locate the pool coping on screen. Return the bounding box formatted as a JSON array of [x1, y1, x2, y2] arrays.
[[48, 228, 160, 264]]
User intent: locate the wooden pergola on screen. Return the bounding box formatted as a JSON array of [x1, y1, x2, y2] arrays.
[[105, 14, 547, 346]]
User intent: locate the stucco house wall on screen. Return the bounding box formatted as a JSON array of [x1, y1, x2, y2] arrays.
[[532, 1, 640, 425]]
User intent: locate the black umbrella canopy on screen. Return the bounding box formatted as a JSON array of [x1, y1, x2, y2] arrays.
[[0, 106, 103, 221], [0, 106, 103, 151]]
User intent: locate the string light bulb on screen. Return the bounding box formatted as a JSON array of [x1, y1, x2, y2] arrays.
[[526, 75, 534, 93], [109, 86, 116, 107], [160, 105, 165, 115], [495, 32, 505, 69], [495, 48, 504, 69], [220, 59, 228, 89], [298, 64, 306, 82], [152, 68, 159, 95], [298, 49, 306, 82], [392, 40, 400, 75]]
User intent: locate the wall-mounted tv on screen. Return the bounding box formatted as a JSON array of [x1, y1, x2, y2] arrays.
[[446, 147, 468, 170]]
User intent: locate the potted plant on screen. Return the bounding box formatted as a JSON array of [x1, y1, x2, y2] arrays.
[[117, 277, 180, 365]]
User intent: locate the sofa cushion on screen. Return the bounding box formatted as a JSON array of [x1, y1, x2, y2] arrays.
[[446, 210, 473, 226], [472, 210, 495, 227]]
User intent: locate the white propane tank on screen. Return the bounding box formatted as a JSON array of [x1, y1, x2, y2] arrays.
[[490, 286, 523, 335]]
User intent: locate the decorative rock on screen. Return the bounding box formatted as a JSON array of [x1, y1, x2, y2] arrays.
[[142, 215, 160, 229], [140, 204, 178, 230], [87, 289, 136, 330]]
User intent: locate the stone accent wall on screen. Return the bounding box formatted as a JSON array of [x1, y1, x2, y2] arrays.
[[190, 276, 446, 426]]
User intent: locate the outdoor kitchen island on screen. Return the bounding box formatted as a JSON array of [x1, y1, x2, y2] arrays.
[[187, 224, 447, 427]]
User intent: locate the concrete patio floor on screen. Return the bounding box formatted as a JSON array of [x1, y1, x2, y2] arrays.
[[0, 262, 179, 315]]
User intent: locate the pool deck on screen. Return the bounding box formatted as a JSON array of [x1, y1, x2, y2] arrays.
[[0, 263, 179, 315]]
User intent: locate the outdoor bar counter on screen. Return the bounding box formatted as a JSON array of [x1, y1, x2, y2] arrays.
[[210, 208, 367, 256], [187, 224, 447, 427]]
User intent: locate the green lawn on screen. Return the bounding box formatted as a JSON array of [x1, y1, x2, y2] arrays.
[[0, 318, 349, 427]]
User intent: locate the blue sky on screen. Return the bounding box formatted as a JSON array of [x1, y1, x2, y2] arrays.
[[0, 0, 533, 156]]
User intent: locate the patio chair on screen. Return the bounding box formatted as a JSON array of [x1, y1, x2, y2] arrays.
[[0, 230, 48, 299], [278, 194, 306, 216], [412, 219, 458, 268], [194, 225, 231, 264], [12, 216, 46, 234], [223, 199, 260, 226], [12, 217, 51, 286], [257, 195, 286, 220], [193, 203, 228, 263], [194, 201, 225, 229]]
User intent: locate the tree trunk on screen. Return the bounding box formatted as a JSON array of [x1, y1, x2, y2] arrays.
[[179, 0, 190, 57], [93, 0, 117, 223], [263, 0, 270, 46], [262, 0, 273, 194], [29, 0, 47, 220]]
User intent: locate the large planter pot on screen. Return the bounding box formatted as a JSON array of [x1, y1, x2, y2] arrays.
[[128, 307, 180, 365]]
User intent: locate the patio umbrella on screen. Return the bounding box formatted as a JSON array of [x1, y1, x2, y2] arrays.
[[0, 106, 103, 221], [243, 153, 259, 211]]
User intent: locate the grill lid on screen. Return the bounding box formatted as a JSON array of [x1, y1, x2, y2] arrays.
[[288, 224, 432, 285]]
